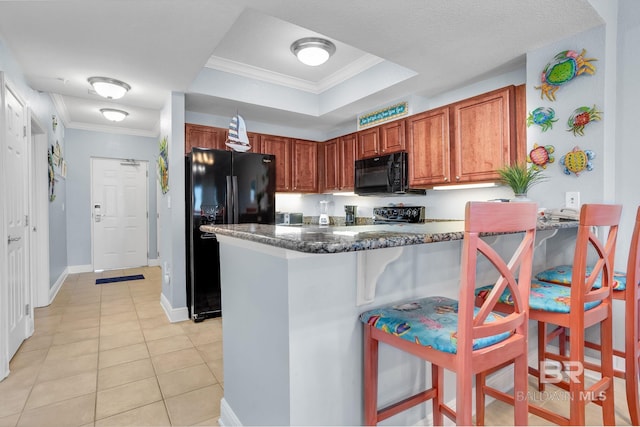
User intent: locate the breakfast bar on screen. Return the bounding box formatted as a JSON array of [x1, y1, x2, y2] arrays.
[[202, 220, 578, 426]]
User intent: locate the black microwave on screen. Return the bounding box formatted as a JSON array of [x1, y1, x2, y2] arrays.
[[354, 152, 426, 196]]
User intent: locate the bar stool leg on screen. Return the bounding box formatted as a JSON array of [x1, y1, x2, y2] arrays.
[[475, 371, 486, 425], [625, 298, 640, 425], [569, 331, 586, 426], [363, 326, 379, 426], [432, 364, 443, 425], [537, 322, 547, 392], [514, 352, 529, 425], [601, 313, 616, 425]]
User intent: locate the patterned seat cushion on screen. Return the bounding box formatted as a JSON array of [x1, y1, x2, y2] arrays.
[[535, 265, 626, 291], [475, 280, 602, 313], [359, 296, 512, 354]]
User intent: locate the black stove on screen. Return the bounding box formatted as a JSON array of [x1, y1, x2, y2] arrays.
[[373, 206, 426, 224]]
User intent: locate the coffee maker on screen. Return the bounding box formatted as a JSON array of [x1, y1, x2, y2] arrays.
[[344, 205, 357, 226]]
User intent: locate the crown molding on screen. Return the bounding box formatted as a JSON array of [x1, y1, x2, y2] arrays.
[[205, 54, 383, 94], [50, 93, 71, 126], [65, 121, 159, 138]]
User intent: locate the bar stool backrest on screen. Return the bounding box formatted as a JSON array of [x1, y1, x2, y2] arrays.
[[571, 204, 622, 314], [460, 202, 538, 353]]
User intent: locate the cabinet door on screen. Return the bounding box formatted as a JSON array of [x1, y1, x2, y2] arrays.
[[407, 107, 450, 186], [339, 133, 357, 190], [451, 87, 515, 183], [292, 140, 318, 193], [185, 123, 225, 153], [380, 120, 406, 154], [261, 135, 291, 192], [322, 139, 339, 192], [246, 132, 260, 153], [357, 128, 379, 159]]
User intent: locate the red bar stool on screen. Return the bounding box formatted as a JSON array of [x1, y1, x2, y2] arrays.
[[475, 203, 622, 425], [360, 201, 538, 425], [534, 205, 640, 425]]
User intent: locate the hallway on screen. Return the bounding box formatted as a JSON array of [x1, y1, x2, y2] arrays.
[[0, 267, 222, 426]]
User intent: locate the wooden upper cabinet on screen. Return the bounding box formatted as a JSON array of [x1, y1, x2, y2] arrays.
[[514, 84, 527, 165], [185, 123, 225, 153], [321, 139, 339, 192], [319, 134, 356, 193], [292, 140, 318, 193], [380, 120, 405, 154], [357, 127, 379, 159], [338, 133, 357, 191], [261, 135, 292, 192], [246, 132, 261, 153], [407, 107, 450, 186], [357, 120, 406, 159], [451, 86, 515, 183]]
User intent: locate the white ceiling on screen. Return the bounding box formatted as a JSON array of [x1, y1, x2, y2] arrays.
[[0, 0, 603, 138]]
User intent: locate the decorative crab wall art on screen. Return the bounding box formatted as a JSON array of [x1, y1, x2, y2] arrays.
[[560, 146, 595, 176], [527, 143, 555, 170], [567, 105, 602, 136], [527, 107, 558, 132], [535, 49, 597, 101]]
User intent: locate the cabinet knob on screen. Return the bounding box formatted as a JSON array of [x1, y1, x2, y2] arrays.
[[455, 176, 460, 181], [444, 177, 449, 182]]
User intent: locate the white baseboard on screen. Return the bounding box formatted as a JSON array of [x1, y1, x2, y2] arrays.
[[160, 292, 189, 323], [48, 266, 68, 305], [67, 264, 93, 274], [148, 258, 160, 267], [219, 397, 241, 426]]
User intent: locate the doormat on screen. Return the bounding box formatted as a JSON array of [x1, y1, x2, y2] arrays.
[[95, 274, 144, 285]]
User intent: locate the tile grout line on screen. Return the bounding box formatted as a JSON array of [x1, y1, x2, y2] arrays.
[[93, 277, 103, 426], [135, 278, 174, 426]]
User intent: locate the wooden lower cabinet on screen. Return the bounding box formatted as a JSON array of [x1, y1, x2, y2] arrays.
[[292, 140, 318, 193]]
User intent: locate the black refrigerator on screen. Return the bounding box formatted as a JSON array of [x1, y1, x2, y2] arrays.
[[185, 147, 276, 321]]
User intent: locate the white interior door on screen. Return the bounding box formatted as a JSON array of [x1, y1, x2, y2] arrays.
[[4, 85, 29, 359], [91, 158, 148, 271]]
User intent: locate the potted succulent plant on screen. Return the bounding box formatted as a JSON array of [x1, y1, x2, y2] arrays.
[[497, 163, 546, 200]]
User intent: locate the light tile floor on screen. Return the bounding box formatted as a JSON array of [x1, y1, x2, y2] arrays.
[[0, 266, 635, 426], [0, 266, 222, 427]]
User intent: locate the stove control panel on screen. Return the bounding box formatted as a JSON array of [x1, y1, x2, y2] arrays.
[[373, 206, 426, 223]]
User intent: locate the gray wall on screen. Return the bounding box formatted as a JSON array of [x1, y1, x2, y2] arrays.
[[0, 39, 67, 288], [65, 128, 158, 267], [158, 92, 187, 313]]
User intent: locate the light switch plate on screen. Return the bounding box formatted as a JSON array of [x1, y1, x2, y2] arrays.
[[565, 191, 580, 210]]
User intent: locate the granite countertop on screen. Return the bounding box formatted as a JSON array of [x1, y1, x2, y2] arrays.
[[201, 219, 578, 254]]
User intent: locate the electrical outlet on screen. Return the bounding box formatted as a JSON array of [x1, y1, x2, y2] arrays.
[[565, 191, 580, 210]]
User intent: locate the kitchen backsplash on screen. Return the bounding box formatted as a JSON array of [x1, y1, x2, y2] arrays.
[[275, 186, 515, 222]]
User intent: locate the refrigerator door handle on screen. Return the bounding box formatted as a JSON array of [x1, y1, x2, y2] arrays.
[[225, 176, 233, 224], [232, 176, 239, 223]]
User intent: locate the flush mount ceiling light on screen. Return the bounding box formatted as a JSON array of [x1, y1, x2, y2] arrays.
[[88, 76, 131, 99], [290, 37, 336, 66], [100, 108, 129, 122]]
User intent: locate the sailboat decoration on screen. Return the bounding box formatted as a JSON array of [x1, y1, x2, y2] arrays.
[[225, 113, 251, 152]]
